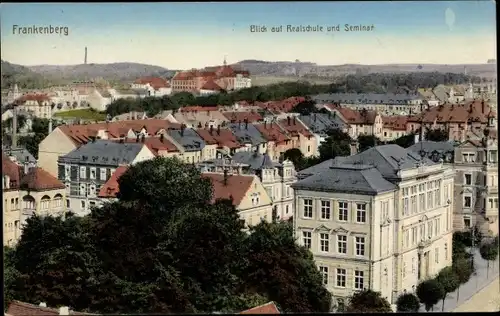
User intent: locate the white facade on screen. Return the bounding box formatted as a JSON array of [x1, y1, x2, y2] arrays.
[[293, 161, 454, 308], [234, 74, 252, 90], [86, 90, 112, 112], [199, 89, 220, 96]]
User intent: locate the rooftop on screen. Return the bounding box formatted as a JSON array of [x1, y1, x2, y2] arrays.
[[20, 167, 65, 191], [232, 151, 280, 170], [312, 93, 423, 104], [167, 128, 206, 152], [227, 122, 267, 146], [202, 172, 255, 205], [6, 300, 94, 316], [59, 140, 147, 166], [298, 113, 347, 134], [98, 165, 129, 198], [239, 302, 280, 314]]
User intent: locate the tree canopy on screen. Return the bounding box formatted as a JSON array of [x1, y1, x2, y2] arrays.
[[416, 279, 444, 311], [436, 266, 459, 311], [5, 157, 332, 314], [357, 134, 382, 152], [345, 289, 392, 313], [396, 292, 420, 312]]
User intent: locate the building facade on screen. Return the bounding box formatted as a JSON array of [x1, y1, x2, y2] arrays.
[[292, 145, 454, 308]]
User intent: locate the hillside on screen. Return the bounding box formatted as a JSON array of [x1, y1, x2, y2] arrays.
[[27, 62, 175, 81], [234, 60, 497, 79], [1, 60, 51, 89]]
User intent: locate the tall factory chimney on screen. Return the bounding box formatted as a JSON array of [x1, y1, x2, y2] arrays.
[[84, 47, 88, 65]]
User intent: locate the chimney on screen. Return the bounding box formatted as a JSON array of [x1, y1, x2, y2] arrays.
[[141, 135, 145, 143], [217, 125, 221, 135], [180, 124, 185, 136], [287, 116, 291, 125], [223, 169, 228, 186], [245, 119, 248, 130], [482, 100, 485, 113], [209, 125, 214, 135], [160, 134, 164, 143], [59, 306, 69, 315], [136, 135, 140, 142], [12, 106, 18, 148], [264, 121, 267, 129], [39, 302, 47, 307], [293, 116, 296, 125]]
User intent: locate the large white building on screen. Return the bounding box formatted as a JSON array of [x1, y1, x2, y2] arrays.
[[292, 145, 454, 310]]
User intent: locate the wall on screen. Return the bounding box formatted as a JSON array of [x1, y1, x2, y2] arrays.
[[38, 128, 78, 177]]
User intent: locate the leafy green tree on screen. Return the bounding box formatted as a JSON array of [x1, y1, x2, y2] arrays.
[[396, 292, 420, 312], [318, 129, 351, 161], [357, 134, 382, 152], [240, 221, 332, 313], [416, 279, 444, 311], [425, 128, 449, 142], [436, 266, 459, 311], [4, 246, 22, 311], [345, 289, 392, 313], [390, 133, 416, 148], [452, 257, 473, 302], [3, 115, 27, 133], [291, 100, 318, 115], [283, 148, 305, 169], [480, 241, 499, 278]]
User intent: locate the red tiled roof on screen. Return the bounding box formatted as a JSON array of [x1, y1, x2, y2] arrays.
[[19, 167, 65, 191], [382, 115, 408, 131], [133, 77, 170, 89], [57, 119, 182, 145], [240, 302, 280, 314], [202, 172, 255, 205], [278, 117, 314, 137], [180, 106, 220, 112], [6, 300, 93, 316], [336, 108, 377, 124], [223, 111, 262, 123], [254, 122, 290, 144], [196, 127, 242, 149], [14, 94, 51, 105], [257, 97, 306, 113], [98, 165, 129, 198], [2, 153, 22, 189], [407, 100, 494, 124], [118, 136, 179, 154], [201, 79, 223, 91]]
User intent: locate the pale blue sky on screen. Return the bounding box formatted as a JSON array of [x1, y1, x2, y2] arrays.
[[0, 2, 496, 69]]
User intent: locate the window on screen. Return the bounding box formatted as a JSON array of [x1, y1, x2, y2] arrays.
[[321, 201, 331, 220], [41, 198, 50, 209], [382, 201, 389, 219], [319, 266, 329, 285], [419, 193, 425, 211], [464, 196, 472, 208], [354, 270, 364, 290], [302, 231, 312, 249], [464, 173, 472, 185], [427, 192, 433, 209], [285, 205, 289, 214], [410, 196, 417, 214], [355, 236, 365, 256], [435, 188, 441, 206], [463, 216, 471, 228], [79, 184, 86, 196], [488, 198, 499, 209], [412, 227, 417, 244], [337, 235, 347, 254], [403, 261, 407, 279], [444, 243, 448, 260], [356, 204, 366, 223], [435, 247, 439, 263], [338, 202, 348, 221], [79, 166, 86, 179], [428, 221, 433, 238], [403, 197, 409, 215], [411, 257, 416, 274], [303, 199, 313, 218], [404, 230, 410, 247], [66, 199, 70, 208], [435, 218, 439, 236], [336, 268, 346, 287], [90, 167, 96, 179], [444, 184, 449, 201], [489, 150, 497, 163], [462, 153, 475, 162], [80, 200, 86, 209], [320, 233, 329, 252], [419, 224, 425, 241]]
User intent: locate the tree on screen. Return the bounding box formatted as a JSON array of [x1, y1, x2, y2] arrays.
[[390, 133, 416, 148], [345, 289, 392, 313], [396, 293, 420, 312], [283, 148, 305, 170], [416, 279, 444, 311], [357, 134, 382, 152], [452, 257, 473, 302], [291, 100, 319, 115], [425, 128, 449, 142], [240, 221, 332, 313], [4, 246, 22, 311], [318, 129, 351, 161], [436, 266, 459, 311], [480, 241, 499, 279]]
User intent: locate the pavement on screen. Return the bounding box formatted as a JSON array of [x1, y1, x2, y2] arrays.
[[418, 247, 499, 312]]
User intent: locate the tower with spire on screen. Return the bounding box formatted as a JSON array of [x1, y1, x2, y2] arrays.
[[223, 55, 227, 66]]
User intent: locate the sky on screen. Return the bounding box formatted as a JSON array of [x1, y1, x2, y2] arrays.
[[0, 1, 496, 69]]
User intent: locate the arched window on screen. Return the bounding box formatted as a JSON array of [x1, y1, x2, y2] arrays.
[[41, 195, 51, 209], [22, 195, 36, 210], [53, 194, 63, 208]]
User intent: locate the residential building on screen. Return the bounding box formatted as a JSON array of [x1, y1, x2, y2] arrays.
[[298, 113, 349, 148], [3, 147, 37, 165], [173, 106, 229, 128], [202, 171, 273, 226], [13, 94, 53, 119], [131, 77, 172, 96], [38, 119, 180, 177], [222, 111, 263, 124], [409, 130, 498, 236], [5, 84, 22, 105], [312, 93, 424, 116], [407, 100, 496, 142], [86, 88, 113, 112], [256, 96, 306, 113], [227, 121, 268, 153], [97, 165, 129, 202], [198, 151, 297, 220], [3, 154, 66, 246], [325, 105, 384, 139], [199, 79, 224, 95], [381, 116, 409, 141], [162, 126, 207, 163], [196, 125, 244, 157], [292, 144, 454, 307], [278, 116, 317, 157], [254, 121, 292, 161], [121, 135, 180, 158], [418, 88, 441, 107], [57, 139, 156, 216]]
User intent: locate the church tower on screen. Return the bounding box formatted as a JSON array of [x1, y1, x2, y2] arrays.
[[223, 55, 227, 66]]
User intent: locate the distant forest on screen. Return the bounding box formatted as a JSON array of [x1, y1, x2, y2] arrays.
[[105, 72, 480, 117]]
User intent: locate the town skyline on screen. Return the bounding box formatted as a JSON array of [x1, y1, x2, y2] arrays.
[[1, 2, 496, 69]]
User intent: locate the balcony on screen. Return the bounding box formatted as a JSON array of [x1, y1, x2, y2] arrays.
[[22, 208, 35, 217]]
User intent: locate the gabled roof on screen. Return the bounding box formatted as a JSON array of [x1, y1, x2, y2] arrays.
[[14, 94, 51, 105], [201, 80, 223, 91], [98, 165, 129, 198], [278, 117, 314, 137], [118, 136, 179, 154], [133, 77, 170, 89], [298, 113, 347, 134], [232, 151, 280, 170], [407, 100, 494, 124], [382, 115, 408, 131], [408, 141, 455, 154], [20, 167, 65, 191], [254, 122, 290, 144], [223, 111, 263, 123], [334, 107, 378, 124], [240, 302, 280, 314], [2, 153, 22, 189], [167, 128, 206, 152], [227, 123, 266, 146], [195, 127, 242, 149], [6, 300, 94, 316], [202, 172, 255, 205]]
